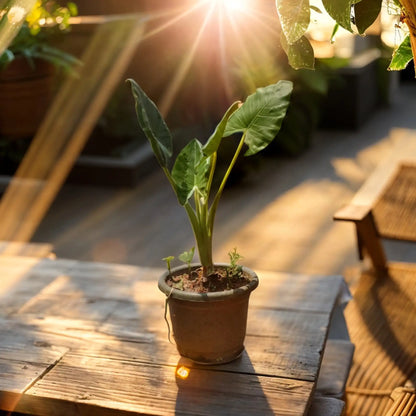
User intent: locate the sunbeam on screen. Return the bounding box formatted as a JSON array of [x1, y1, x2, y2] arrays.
[[158, 2, 217, 116], [139, 0, 284, 121]]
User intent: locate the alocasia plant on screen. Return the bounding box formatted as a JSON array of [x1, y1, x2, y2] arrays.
[[128, 79, 293, 277], [275, 0, 416, 72]]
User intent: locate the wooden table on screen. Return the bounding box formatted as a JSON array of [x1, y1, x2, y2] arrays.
[[0, 255, 347, 415]]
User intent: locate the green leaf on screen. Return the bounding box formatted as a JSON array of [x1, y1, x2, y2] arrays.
[[276, 0, 310, 44], [179, 247, 195, 265], [354, 0, 382, 34], [203, 101, 240, 156], [171, 139, 211, 205], [224, 80, 293, 156], [322, 0, 360, 32], [127, 79, 172, 168], [389, 35, 413, 71], [281, 34, 315, 70], [330, 23, 340, 42]]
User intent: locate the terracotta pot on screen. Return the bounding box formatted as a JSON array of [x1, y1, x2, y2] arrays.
[[0, 57, 55, 139], [158, 264, 258, 365]]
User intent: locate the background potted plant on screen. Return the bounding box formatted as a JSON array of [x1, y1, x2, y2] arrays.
[[128, 78, 293, 364], [0, 0, 79, 140]]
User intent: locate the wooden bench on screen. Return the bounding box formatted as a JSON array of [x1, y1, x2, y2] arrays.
[[333, 128, 416, 416], [334, 128, 416, 276]]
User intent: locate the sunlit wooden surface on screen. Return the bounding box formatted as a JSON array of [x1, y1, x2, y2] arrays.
[[0, 255, 345, 415]]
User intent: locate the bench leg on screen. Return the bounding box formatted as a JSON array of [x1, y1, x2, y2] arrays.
[[354, 212, 388, 275]]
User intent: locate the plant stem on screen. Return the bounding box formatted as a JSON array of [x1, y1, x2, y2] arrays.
[[207, 132, 246, 236]]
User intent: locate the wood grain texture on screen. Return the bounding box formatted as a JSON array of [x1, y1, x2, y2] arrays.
[[0, 255, 345, 415]]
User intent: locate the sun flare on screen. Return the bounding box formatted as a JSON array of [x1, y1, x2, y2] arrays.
[[140, 0, 280, 118], [217, 0, 251, 12]]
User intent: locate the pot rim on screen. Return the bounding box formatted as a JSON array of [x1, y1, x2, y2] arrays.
[[158, 263, 259, 302]]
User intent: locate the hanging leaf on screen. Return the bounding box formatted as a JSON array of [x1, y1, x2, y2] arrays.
[[276, 0, 310, 44], [389, 35, 413, 71], [354, 0, 382, 34], [171, 139, 211, 205], [322, 0, 360, 32], [224, 80, 293, 156], [281, 33, 315, 70], [128, 79, 172, 169], [330, 22, 340, 43]]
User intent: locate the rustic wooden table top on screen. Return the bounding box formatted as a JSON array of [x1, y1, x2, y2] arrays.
[[0, 255, 345, 416]]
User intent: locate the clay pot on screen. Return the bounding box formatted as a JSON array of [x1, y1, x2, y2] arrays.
[[0, 57, 55, 139], [158, 264, 258, 365]]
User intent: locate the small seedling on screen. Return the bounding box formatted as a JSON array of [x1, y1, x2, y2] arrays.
[[228, 248, 244, 279], [178, 247, 195, 274], [163, 256, 175, 275]]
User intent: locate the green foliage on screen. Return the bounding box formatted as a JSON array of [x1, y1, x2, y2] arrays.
[[227, 248, 244, 279], [275, 0, 414, 72], [354, 0, 383, 35], [162, 256, 175, 274], [389, 35, 413, 71], [280, 33, 315, 70], [321, 0, 361, 32], [128, 79, 293, 276], [276, 0, 310, 45], [178, 247, 195, 272], [0, 0, 80, 72]]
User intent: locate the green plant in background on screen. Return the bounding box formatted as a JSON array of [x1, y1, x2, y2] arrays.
[[128, 78, 293, 278], [0, 0, 80, 72], [275, 0, 416, 72]]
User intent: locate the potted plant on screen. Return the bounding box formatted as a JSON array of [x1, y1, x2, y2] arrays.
[[0, 0, 79, 139], [128, 78, 293, 364]]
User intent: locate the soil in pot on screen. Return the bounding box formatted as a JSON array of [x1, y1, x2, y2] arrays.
[[165, 265, 252, 293]]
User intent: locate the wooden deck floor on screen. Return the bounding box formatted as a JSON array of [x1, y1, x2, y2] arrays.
[[32, 84, 416, 277]]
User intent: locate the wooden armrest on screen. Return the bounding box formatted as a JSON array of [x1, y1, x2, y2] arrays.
[[333, 204, 372, 223], [334, 204, 387, 273]]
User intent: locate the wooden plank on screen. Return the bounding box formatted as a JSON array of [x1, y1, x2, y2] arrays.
[[0, 257, 343, 416], [252, 271, 343, 313], [9, 304, 329, 383], [19, 353, 313, 416], [0, 323, 68, 393], [316, 339, 355, 398]]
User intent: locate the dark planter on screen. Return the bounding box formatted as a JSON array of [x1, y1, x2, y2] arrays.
[[0, 57, 55, 138], [158, 264, 258, 365]]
